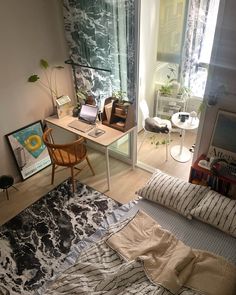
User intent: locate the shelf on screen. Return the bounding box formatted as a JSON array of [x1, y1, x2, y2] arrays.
[[102, 97, 135, 132], [113, 113, 126, 119], [155, 93, 186, 118], [189, 154, 236, 198], [158, 96, 186, 103]]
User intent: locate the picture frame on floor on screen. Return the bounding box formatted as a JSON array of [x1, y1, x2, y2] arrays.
[[6, 120, 51, 180]]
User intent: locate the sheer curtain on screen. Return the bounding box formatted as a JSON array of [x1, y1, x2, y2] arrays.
[[181, 0, 220, 97]]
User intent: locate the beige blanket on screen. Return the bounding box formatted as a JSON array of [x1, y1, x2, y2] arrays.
[[107, 210, 236, 295]]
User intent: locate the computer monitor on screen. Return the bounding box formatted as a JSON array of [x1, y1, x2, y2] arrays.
[[207, 110, 236, 162], [79, 104, 98, 124]]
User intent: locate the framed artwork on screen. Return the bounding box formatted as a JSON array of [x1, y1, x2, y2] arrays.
[[6, 121, 51, 180]]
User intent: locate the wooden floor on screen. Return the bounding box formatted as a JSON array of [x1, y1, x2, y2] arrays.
[[137, 129, 197, 181], [0, 150, 151, 226], [0, 129, 197, 226]]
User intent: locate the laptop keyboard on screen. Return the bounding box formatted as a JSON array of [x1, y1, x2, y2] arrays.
[[68, 120, 95, 133]]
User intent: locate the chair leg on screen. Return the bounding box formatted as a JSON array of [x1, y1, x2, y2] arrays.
[[86, 156, 95, 176], [165, 133, 171, 161], [51, 164, 55, 185], [71, 166, 75, 193]]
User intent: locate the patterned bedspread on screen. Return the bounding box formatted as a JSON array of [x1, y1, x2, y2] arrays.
[[44, 212, 236, 295]]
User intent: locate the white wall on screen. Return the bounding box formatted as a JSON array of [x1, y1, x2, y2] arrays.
[[138, 0, 160, 131], [0, 1, 74, 181], [194, 0, 236, 160]]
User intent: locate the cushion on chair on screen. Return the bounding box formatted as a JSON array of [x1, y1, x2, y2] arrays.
[[145, 117, 169, 133]]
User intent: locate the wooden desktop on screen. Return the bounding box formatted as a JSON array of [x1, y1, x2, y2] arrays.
[[44, 115, 136, 190]]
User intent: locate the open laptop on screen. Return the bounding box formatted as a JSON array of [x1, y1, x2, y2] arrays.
[[68, 104, 98, 133]]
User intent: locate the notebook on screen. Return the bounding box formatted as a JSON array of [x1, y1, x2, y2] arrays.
[[68, 104, 98, 133]]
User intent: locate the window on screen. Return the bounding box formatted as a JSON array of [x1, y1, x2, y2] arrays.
[[156, 0, 220, 98]]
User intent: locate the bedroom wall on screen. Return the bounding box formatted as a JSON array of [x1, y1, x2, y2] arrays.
[[0, 0, 75, 181], [194, 0, 236, 161], [138, 0, 160, 131]]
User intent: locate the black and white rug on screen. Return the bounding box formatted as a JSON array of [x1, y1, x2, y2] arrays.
[[0, 180, 120, 295]]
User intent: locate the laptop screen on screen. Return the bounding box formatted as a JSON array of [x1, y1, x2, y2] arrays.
[[79, 104, 98, 124]]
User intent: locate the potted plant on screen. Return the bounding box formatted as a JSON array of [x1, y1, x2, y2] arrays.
[[159, 67, 180, 97], [27, 59, 64, 108], [177, 86, 191, 99], [72, 86, 87, 117]]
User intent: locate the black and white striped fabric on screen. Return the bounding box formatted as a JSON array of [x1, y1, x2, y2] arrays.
[[136, 169, 209, 219], [190, 190, 236, 238], [44, 220, 201, 295]]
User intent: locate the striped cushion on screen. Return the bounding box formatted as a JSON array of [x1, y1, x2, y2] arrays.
[[190, 190, 236, 237], [136, 169, 209, 219]]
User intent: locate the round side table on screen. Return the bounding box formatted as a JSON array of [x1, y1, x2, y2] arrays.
[[170, 112, 199, 162], [0, 175, 18, 200]]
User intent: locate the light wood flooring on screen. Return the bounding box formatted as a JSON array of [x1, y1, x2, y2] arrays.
[[0, 129, 197, 226], [0, 150, 151, 226], [137, 129, 197, 180]]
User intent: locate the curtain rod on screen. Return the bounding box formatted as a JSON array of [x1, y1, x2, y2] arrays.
[[64, 59, 111, 73]]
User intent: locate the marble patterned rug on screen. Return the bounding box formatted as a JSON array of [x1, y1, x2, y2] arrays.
[[0, 179, 120, 295]]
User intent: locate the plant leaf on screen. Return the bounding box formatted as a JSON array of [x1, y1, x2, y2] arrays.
[[40, 59, 49, 69], [28, 75, 40, 82]]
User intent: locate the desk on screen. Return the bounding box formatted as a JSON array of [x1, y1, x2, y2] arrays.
[[45, 115, 136, 190], [170, 112, 199, 163]]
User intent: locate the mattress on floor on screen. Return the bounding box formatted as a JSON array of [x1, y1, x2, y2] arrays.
[[126, 198, 236, 265]]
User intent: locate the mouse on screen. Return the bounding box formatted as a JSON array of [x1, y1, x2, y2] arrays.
[[95, 129, 103, 135]]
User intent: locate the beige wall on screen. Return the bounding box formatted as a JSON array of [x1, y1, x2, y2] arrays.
[[194, 0, 236, 161], [0, 1, 74, 181], [138, 0, 160, 131]]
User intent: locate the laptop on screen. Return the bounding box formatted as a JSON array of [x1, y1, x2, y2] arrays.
[[68, 104, 98, 133]]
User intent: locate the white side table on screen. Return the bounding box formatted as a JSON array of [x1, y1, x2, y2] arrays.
[[171, 112, 199, 162]]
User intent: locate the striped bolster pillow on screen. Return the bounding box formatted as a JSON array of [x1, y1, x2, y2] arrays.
[[190, 190, 236, 237], [136, 169, 209, 219]]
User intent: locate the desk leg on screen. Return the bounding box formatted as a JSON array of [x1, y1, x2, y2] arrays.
[[131, 128, 136, 170], [105, 147, 111, 191]]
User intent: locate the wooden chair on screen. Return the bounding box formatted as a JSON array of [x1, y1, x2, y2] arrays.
[[42, 128, 95, 193]]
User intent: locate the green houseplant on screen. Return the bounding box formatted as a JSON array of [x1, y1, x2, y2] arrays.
[[159, 67, 177, 97], [27, 59, 64, 107]]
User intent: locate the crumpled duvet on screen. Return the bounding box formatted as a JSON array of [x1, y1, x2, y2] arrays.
[[44, 211, 236, 295], [107, 210, 236, 295]]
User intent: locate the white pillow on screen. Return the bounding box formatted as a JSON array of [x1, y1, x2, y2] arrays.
[[136, 169, 209, 218], [190, 190, 236, 237]]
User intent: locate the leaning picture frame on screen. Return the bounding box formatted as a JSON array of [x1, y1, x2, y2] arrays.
[[6, 120, 51, 180]]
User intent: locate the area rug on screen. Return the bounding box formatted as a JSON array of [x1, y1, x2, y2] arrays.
[[0, 179, 120, 295]]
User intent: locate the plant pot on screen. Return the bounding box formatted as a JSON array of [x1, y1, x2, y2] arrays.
[[72, 107, 80, 117]]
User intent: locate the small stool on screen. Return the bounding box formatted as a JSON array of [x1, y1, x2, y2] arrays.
[[0, 175, 18, 200]]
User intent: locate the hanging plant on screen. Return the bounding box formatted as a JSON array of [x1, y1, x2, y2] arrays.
[[27, 59, 64, 107]]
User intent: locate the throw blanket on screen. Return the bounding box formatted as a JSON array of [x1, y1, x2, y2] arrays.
[[44, 211, 236, 295]]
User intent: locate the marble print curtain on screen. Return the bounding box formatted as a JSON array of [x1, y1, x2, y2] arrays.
[[63, 0, 136, 109], [180, 0, 210, 92]]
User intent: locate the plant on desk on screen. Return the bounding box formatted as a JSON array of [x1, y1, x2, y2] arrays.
[[112, 90, 125, 103], [27, 59, 64, 108]]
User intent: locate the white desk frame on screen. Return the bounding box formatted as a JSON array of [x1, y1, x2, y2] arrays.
[[170, 112, 199, 163], [45, 115, 136, 190]]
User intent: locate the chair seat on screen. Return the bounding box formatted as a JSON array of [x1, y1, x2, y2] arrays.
[[43, 128, 95, 193], [145, 117, 172, 133], [153, 117, 172, 130], [53, 149, 86, 166]]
